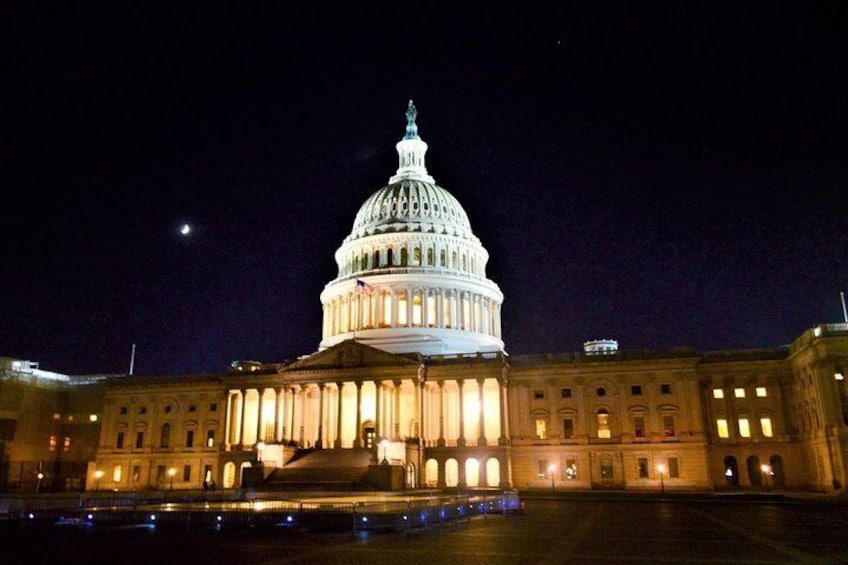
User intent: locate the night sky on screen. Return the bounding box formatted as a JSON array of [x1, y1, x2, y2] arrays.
[[3, 2, 847, 375]]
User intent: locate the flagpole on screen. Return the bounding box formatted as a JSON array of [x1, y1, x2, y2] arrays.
[[841, 292, 848, 324], [129, 343, 136, 375]]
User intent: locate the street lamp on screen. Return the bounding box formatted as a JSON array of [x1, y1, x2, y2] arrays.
[[548, 464, 556, 493], [761, 464, 772, 492], [380, 439, 388, 465], [657, 463, 665, 495], [93, 470, 104, 491], [36, 472, 44, 494], [168, 467, 176, 490]]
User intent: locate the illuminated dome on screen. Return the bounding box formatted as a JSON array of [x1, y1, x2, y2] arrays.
[[319, 101, 504, 356]]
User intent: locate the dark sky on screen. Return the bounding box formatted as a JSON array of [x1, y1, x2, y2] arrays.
[[3, 2, 847, 375]]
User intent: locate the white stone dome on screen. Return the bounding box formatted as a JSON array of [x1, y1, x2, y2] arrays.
[[346, 179, 476, 243], [319, 101, 504, 357]]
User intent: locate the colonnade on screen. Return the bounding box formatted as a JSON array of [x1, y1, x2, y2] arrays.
[[322, 287, 502, 340], [223, 376, 510, 452]]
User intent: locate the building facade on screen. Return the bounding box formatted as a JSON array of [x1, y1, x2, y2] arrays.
[[3, 103, 848, 495]]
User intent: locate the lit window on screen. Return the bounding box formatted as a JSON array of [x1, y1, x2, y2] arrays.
[[562, 419, 574, 439], [716, 418, 729, 438], [755, 387, 767, 397], [49, 435, 57, 451], [565, 459, 578, 479], [89, 414, 98, 422], [597, 410, 610, 439], [738, 418, 751, 438], [537, 460, 549, 479], [63, 436, 71, 451], [535, 419, 548, 440], [206, 430, 215, 447], [712, 389, 724, 399], [734, 388, 746, 398], [760, 417, 773, 437], [53, 413, 61, 421], [112, 465, 122, 483], [638, 458, 649, 478]]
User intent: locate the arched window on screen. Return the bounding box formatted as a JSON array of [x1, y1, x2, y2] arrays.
[[427, 247, 434, 266], [412, 246, 421, 265], [440, 249, 446, 267], [486, 457, 501, 487], [724, 455, 739, 487], [425, 459, 439, 487], [373, 249, 380, 267], [746, 455, 762, 485], [465, 458, 480, 487], [445, 458, 459, 487], [769, 455, 786, 486], [400, 247, 408, 267], [387, 248, 394, 266]]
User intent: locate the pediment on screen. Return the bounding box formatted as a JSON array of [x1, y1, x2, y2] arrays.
[[284, 340, 420, 372]]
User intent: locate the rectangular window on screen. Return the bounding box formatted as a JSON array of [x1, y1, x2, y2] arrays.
[[562, 419, 574, 439], [132, 465, 141, 483], [631, 385, 642, 396], [185, 430, 194, 448], [135, 431, 144, 449], [156, 465, 166, 483], [189, 404, 197, 413], [119, 406, 127, 415], [716, 418, 729, 438], [0, 419, 17, 441], [206, 429, 215, 447], [533, 390, 545, 399], [600, 458, 614, 479], [660, 384, 672, 394], [734, 388, 746, 398], [638, 457, 649, 478], [183, 465, 191, 482], [537, 459, 549, 479], [561, 387, 572, 398], [634, 416, 646, 439], [597, 412, 611, 439], [663, 415, 676, 437], [116, 432, 125, 449], [712, 389, 724, 399], [209, 402, 218, 412], [738, 418, 751, 438], [49, 435, 57, 451], [535, 419, 547, 440], [112, 465, 122, 483], [756, 387, 767, 397], [53, 413, 61, 421], [760, 417, 773, 437], [668, 457, 680, 478], [63, 436, 71, 451], [138, 406, 147, 415], [89, 414, 98, 422]]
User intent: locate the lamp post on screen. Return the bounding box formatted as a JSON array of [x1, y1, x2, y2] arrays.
[[548, 464, 556, 493], [168, 467, 176, 491], [36, 472, 44, 494], [657, 463, 665, 495], [380, 439, 388, 465], [761, 464, 772, 492], [93, 470, 103, 491]]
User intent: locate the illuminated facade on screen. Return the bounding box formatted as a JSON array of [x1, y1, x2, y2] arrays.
[[3, 104, 848, 495]]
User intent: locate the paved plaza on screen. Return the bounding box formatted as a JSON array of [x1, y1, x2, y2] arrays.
[[2, 494, 847, 564]]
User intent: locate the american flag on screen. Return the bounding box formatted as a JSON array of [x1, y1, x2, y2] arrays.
[[355, 279, 375, 293]]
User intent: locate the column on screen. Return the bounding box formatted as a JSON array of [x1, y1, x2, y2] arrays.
[[317, 383, 325, 449], [256, 388, 266, 444], [406, 288, 413, 327], [375, 380, 383, 438], [238, 389, 248, 448], [289, 386, 298, 446], [224, 391, 234, 448], [354, 381, 363, 448], [274, 387, 283, 443], [393, 379, 402, 439], [457, 379, 466, 447], [438, 381, 446, 447], [299, 385, 307, 446], [477, 377, 487, 446], [335, 382, 344, 448], [499, 371, 510, 445]]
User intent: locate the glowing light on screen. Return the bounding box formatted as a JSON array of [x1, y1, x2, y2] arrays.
[[180, 223, 191, 235]]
